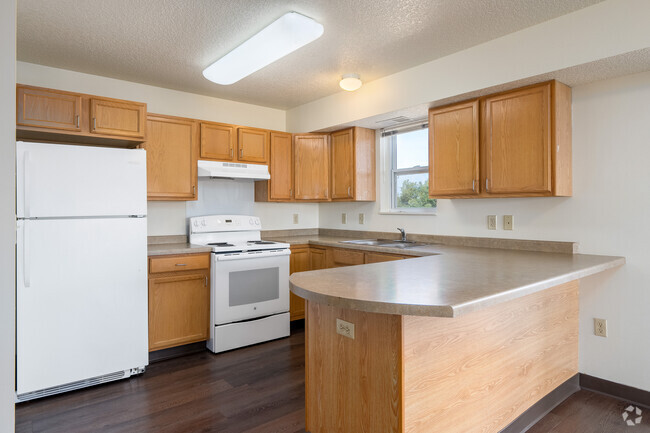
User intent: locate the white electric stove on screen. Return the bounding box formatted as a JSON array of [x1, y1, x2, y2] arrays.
[[189, 215, 291, 353]]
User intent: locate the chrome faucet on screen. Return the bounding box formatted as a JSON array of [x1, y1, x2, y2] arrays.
[[397, 227, 406, 242]]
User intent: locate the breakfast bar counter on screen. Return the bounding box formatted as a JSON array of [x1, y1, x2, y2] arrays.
[[289, 246, 624, 433]]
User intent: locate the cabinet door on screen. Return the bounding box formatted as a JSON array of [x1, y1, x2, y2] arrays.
[[148, 273, 209, 351], [238, 127, 269, 163], [482, 83, 552, 195], [144, 115, 197, 200], [331, 128, 355, 200], [17, 85, 82, 132], [89, 97, 146, 139], [289, 246, 310, 321], [294, 134, 330, 200], [327, 248, 365, 268], [429, 100, 479, 196], [270, 132, 294, 200], [200, 122, 235, 161], [364, 252, 406, 264], [310, 247, 327, 270]]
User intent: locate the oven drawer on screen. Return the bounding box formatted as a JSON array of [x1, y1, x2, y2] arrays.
[[149, 254, 210, 274]]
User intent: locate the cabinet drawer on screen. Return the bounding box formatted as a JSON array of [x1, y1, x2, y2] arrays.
[[149, 254, 210, 274], [329, 248, 365, 267]]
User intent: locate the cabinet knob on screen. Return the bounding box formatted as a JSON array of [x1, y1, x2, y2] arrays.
[[175, 263, 187, 266], [92, 117, 96, 130], [230, 148, 233, 158], [75, 115, 79, 128], [348, 186, 351, 197], [240, 148, 243, 158]]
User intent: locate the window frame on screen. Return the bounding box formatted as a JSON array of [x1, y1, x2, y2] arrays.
[[384, 126, 437, 214]]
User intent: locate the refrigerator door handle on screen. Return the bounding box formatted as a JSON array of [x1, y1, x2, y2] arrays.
[[24, 150, 31, 218], [23, 221, 31, 288]]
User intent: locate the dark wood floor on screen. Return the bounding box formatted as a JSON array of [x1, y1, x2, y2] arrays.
[[16, 322, 649, 433]]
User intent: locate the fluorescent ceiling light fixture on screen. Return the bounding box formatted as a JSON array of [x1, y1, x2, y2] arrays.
[[203, 12, 324, 85], [339, 73, 362, 91]]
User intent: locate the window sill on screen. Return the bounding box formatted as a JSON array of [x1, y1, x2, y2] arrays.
[[379, 210, 437, 216]]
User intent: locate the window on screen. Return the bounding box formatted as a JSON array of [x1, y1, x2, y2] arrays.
[[384, 126, 436, 212]]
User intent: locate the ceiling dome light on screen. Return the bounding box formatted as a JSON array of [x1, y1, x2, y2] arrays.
[[203, 12, 324, 85], [339, 74, 362, 91]]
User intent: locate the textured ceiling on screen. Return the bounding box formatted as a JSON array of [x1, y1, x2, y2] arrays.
[[18, 0, 604, 109]]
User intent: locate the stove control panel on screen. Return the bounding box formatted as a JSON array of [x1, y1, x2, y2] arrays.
[[189, 215, 261, 233]]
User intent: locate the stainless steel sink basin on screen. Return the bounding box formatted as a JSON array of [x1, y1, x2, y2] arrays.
[[340, 239, 430, 249]]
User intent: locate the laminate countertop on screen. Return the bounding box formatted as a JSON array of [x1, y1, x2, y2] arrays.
[[147, 243, 213, 256], [278, 235, 625, 318]]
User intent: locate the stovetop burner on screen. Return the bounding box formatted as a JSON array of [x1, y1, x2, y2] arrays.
[[247, 240, 276, 245], [208, 242, 235, 247]]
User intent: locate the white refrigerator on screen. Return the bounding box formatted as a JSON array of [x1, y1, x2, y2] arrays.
[[15, 142, 149, 401]]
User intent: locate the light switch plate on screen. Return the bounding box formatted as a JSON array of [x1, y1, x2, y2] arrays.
[[336, 319, 355, 339], [292, 213, 299, 224], [341, 213, 347, 224], [503, 215, 513, 230], [487, 215, 497, 230], [359, 213, 365, 224]]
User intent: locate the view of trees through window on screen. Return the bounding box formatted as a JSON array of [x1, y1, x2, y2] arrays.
[[390, 128, 437, 210]]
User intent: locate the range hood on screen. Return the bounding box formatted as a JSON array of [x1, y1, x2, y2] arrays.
[[197, 160, 270, 180]]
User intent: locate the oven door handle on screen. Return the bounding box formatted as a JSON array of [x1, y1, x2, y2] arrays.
[[215, 249, 291, 261]]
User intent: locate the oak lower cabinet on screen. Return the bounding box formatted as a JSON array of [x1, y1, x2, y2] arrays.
[[293, 134, 330, 201], [148, 253, 210, 351], [255, 131, 294, 201], [144, 114, 198, 201], [330, 127, 376, 201], [16, 84, 147, 146], [327, 247, 365, 268], [364, 251, 406, 263], [289, 245, 310, 321], [428, 80, 571, 199], [309, 247, 327, 270]]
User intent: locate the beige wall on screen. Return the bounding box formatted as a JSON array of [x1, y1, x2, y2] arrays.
[[318, 71, 650, 391], [287, 0, 650, 132], [1, 1, 16, 432]]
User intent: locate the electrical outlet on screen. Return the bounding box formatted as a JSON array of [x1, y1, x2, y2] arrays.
[[594, 318, 608, 337], [336, 319, 355, 339], [292, 213, 299, 224], [503, 215, 514, 230], [341, 213, 347, 224], [487, 215, 497, 230], [359, 213, 365, 224]]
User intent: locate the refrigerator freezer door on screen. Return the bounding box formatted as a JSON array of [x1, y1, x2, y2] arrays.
[[16, 142, 147, 218], [16, 217, 148, 395]]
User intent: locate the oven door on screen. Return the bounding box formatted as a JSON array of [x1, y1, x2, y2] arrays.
[[211, 249, 290, 325]]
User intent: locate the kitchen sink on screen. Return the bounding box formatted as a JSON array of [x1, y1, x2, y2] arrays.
[[340, 239, 430, 248]]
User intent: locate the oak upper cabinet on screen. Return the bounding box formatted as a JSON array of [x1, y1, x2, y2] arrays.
[[481, 81, 572, 196], [294, 134, 330, 200], [17, 85, 82, 132], [148, 254, 210, 351], [429, 80, 572, 199], [16, 84, 147, 145], [200, 121, 236, 161], [237, 127, 269, 163], [144, 114, 198, 201], [330, 127, 376, 201], [89, 97, 146, 139], [289, 245, 310, 321], [255, 131, 293, 202], [428, 100, 479, 197]]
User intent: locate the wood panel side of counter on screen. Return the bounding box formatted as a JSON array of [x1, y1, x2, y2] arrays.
[[305, 301, 403, 433], [402, 280, 579, 433]]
